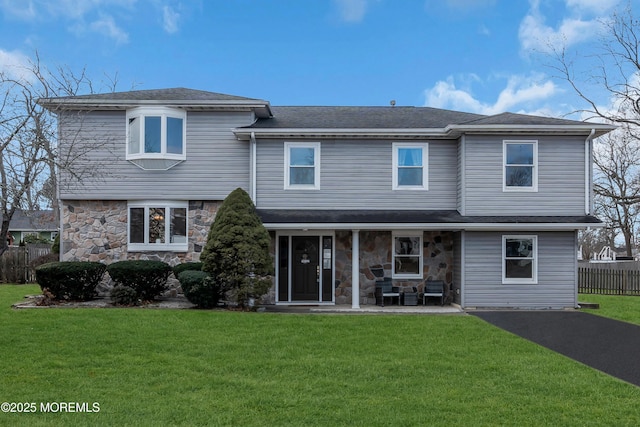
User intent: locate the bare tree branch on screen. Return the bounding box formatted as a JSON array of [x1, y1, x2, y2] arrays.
[[0, 51, 121, 256]]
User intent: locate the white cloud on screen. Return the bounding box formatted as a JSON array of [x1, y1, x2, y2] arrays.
[[0, 49, 34, 82], [89, 14, 129, 44], [0, 0, 137, 44], [162, 5, 180, 33], [565, 0, 620, 15], [334, 0, 372, 23], [423, 74, 559, 115], [0, 0, 37, 19], [518, 0, 610, 54]]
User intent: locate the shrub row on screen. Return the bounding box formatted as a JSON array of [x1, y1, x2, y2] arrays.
[[107, 260, 172, 301], [35, 260, 173, 303], [35, 261, 107, 301]]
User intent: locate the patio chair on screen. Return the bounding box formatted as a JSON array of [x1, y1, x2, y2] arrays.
[[422, 280, 444, 306], [375, 278, 400, 307]]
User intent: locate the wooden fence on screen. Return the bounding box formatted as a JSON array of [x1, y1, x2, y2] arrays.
[[578, 267, 640, 295], [0, 244, 53, 284]]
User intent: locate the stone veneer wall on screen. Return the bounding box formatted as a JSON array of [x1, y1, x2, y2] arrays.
[[61, 200, 218, 266], [334, 230, 454, 305]]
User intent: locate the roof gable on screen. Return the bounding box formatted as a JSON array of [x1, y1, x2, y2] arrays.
[[1, 210, 57, 232]]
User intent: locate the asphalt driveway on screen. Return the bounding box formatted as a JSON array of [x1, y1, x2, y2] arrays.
[[471, 310, 640, 387]]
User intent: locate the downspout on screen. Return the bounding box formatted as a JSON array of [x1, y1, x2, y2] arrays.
[[250, 132, 257, 203], [585, 128, 596, 215]]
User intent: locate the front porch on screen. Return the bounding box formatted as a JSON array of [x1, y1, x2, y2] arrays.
[[272, 229, 455, 307]]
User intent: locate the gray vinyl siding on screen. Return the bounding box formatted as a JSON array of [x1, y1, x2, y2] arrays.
[[256, 139, 458, 209], [58, 111, 253, 200], [463, 135, 586, 215], [462, 231, 577, 309]]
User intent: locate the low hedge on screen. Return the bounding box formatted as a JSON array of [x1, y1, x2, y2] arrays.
[[35, 261, 107, 301], [172, 262, 203, 276], [177, 270, 221, 308], [110, 285, 139, 306], [107, 260, 172, 301]]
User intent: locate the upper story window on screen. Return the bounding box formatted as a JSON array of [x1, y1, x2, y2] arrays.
[[285, 142, 320, 190], [504, 141, 537, 191], [126, 107, 186, 170], [128, 201, 188, 252], [503, 235, 537, 284], [392, 232, 423, 279], [393, 143, 428, 190]]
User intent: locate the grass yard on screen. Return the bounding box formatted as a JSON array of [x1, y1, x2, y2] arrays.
[[578, 294, 640, 325], [1, 285, 639, 426]]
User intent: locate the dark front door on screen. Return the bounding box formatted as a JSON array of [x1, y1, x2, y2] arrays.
[[292, 236, 319, 301]]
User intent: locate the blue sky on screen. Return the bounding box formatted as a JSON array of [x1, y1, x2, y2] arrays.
[[0, 0, 633, 118]]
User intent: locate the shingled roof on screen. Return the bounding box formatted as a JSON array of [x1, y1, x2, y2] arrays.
[[38, 87, 273, 117], [39, 87, 616, 137], [1, 210, 57, 232], [248, 106, 485, 129], [44, 87, 265, 102]]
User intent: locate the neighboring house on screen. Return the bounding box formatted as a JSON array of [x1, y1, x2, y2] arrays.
[[3, 210, 58, 245], [39, 88, 615, 309]]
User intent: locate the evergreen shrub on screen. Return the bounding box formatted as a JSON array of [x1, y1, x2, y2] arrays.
[[35, 261, 106, 301], [106, 260, 172, 300], [177, 270, 220, 308], [172, 262, 203, 276], [110, 285, 139, 306], [201, 188, 273, 307]]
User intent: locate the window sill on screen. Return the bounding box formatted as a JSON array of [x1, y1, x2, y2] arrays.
[[128, 243, 188, 252], [503, 187, 538, 192], [284, 185, 320, 191], [392, 274, 423, 280], [502, 279, 537, 285], [393, 186, 428, 191]]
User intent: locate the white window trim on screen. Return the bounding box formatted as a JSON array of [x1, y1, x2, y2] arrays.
[[502, 235, 538, 284], [284, 142, 321, 190], [127, 201, 188, 252], [126, 107, 187, 162], [392, 142, 429, 190], [392, 231, 424, 279], [503, 140, 538, 192]]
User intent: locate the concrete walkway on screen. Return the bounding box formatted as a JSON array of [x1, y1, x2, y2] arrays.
[[263, 304, 464, 314]]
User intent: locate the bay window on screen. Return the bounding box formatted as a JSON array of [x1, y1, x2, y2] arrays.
[[126, 107, 186, 170]]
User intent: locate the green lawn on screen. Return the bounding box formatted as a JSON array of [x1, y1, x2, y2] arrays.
[[578, 294, 640, 324], [1, 285, 639, 426]]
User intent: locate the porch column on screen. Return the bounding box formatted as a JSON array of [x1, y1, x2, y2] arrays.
[[352, 229, 360, 309]]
